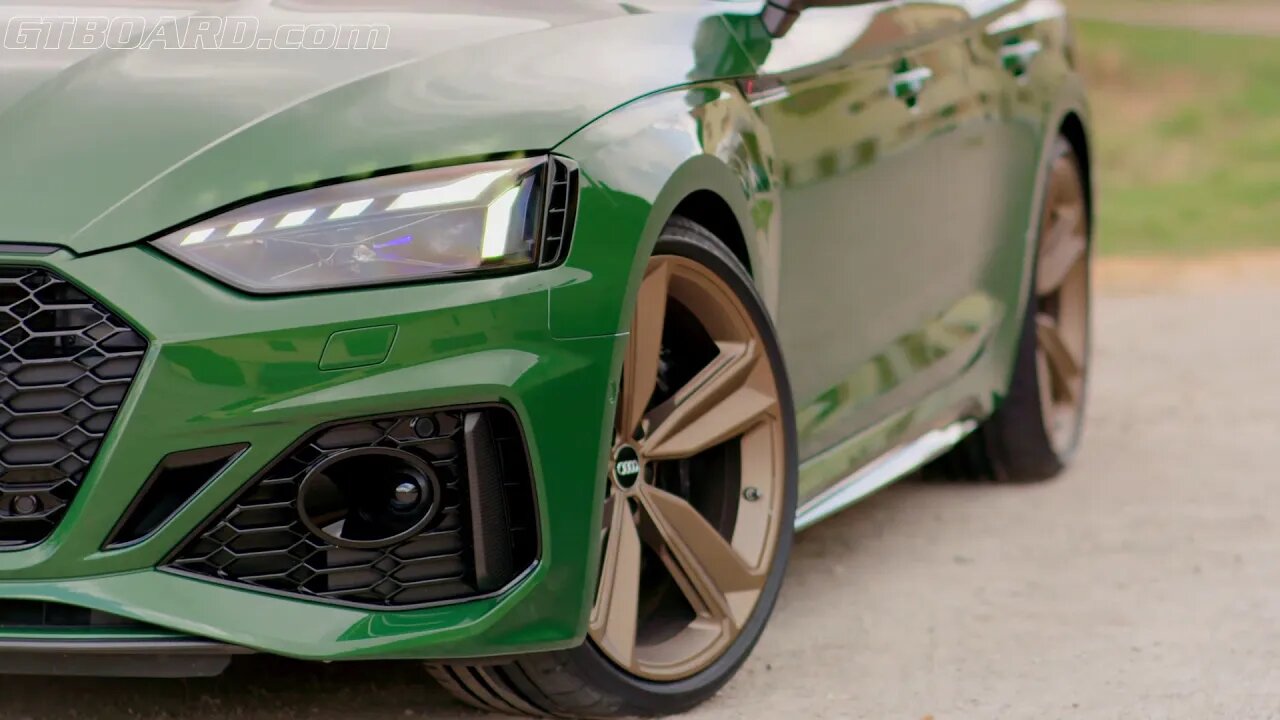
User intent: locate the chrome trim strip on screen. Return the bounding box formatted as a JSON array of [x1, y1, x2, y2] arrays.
[[794, 419, 978, 531]]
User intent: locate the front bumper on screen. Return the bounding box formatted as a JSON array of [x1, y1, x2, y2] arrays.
[[0, 244, 624, 661]]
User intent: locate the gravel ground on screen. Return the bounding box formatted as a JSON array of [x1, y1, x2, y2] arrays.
[[2, 267, 1278, 719]]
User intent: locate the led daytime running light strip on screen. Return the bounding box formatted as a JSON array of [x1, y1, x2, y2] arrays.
[[178, 169, 515, 248]]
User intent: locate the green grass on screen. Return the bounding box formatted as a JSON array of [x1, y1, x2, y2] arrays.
[[1071, 0, 1271, 7], [1079, 19, 1280, 254]]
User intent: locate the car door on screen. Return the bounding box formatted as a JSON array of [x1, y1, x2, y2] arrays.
[[963, 0, 1071, 331], [749, 1, 919, 473], [896, 0, 1048, 309], [752, 1, 1004, 490]]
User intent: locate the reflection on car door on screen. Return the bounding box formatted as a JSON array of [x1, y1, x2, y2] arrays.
[[750, 2, 917, 491], [752, 1, 1013, 504], [965, 0, 1073, 344]]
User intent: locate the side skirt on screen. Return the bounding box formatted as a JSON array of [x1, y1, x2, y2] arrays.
[[794, 419, 978, 531]]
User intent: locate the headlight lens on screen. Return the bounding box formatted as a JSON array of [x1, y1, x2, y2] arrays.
[[153, 157, 550, 294]]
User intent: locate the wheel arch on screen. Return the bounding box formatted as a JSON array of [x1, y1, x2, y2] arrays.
[[646, 154, 768, 285], [672, 190, 753, 277], [985, 88, 1092, 424], [1015, 98, 1093, 305], [630, 137, 783, 330], [1058, 111, 1094, 239], [550, 83, 783, 339]]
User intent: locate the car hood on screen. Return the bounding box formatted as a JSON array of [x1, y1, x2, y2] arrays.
[[0, 1, 756, 254]]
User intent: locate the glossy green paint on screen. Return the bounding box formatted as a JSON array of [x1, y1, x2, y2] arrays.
[[318, 325, 398, 371], [0, 570, 558, 660], [795, 292, 999, 503], [0, 3, 756, 255], [783, 0, 1089, 504], [557, 0, 1088, 504], [0, 245, 625, 659], [0, 0, 1088, 662]]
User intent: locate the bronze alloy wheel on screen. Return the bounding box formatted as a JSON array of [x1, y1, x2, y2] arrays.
[[589, 253, 787, 682], [1034, 151, 1090, 456], [428, 221, 797, 719]]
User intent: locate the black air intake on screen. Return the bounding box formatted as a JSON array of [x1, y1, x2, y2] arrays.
[[165, 406, 538, 609], [0, 267, 147, 548], [538, 158, 579, 267], [104, 444, 248, 549]]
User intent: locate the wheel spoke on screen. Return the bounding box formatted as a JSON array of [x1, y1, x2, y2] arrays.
[[600, 494, 616, 533], [620, 260, 671, 440], [1037, 205, 1086, 296], [636, 484, 763, 628], [589, 495, 643, 667], [641, 341, 777, 461], [1036, 348, 1056, 413], [1036, 313, 1081, 403], [593, 254, 786, 682]]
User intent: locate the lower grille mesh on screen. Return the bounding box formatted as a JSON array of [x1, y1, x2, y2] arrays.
[[0, 267, 147, 547], [165, 407, 537, 609]]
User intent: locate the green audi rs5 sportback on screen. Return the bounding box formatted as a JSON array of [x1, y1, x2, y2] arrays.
[[0, 0, 1091, 715]]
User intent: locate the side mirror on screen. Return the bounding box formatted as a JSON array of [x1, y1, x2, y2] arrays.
[[762, 0, 887, 38]]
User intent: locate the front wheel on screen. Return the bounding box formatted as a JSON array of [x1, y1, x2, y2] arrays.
[[430, 217, 799, 717]]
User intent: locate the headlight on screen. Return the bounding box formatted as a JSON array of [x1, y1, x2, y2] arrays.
[[153, 156, 567, 294]]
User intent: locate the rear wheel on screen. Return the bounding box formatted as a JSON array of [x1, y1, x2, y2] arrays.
[[951, 137, 1091, 482], [430, 217, 798, 717]]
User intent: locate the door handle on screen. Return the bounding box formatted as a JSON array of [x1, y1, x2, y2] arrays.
[[1000, 39, 1043, 77], [890, 66, 933, 106]]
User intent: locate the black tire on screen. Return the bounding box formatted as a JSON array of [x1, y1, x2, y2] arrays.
[[942, 137, 1091, 483], [429, 217, 799, 718]]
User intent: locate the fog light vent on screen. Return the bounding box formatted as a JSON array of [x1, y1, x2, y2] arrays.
[[164, 406, 537, 609], [297, 447, 442, 549]]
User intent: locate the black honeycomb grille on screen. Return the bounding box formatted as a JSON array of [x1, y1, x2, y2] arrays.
[[0, 267, 147, 548], [165, 407, 538, 609]]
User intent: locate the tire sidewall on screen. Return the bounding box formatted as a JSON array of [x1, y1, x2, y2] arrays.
[[1033, 138, 1093, 463]]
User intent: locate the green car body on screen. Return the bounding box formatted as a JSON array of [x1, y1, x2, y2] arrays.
[[0, 0, 1089, 665]]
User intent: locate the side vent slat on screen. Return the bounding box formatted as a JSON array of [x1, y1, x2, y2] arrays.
[[464, 412, 514, 593], [103, 444, 248, 549], [538, 158, 579, 267]]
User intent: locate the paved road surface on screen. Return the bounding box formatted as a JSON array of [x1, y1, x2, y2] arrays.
[[4, 274, 1279, 719]]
